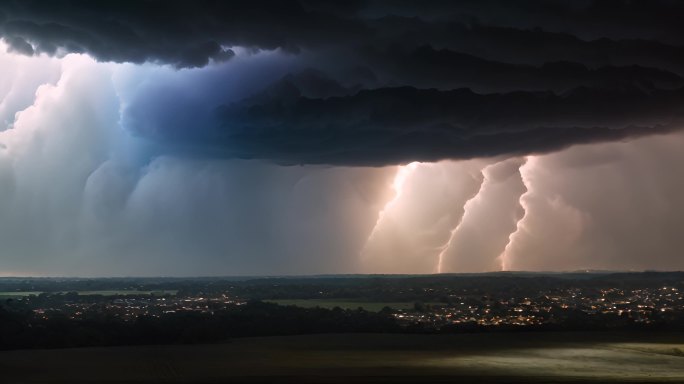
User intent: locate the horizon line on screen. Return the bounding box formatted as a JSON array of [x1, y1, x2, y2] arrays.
[[1, 269, 682, 279]]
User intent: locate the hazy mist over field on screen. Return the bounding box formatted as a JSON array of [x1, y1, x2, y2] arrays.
[[1, 1, 684, 276]]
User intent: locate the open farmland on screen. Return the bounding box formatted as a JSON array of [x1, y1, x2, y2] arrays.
[[0, 290, 177, 298], [0, 291, 43, 298], [2, 332, 684, 383]]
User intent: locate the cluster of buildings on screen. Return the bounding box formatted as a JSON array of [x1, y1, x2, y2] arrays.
[[32, 294, 244, 321], [392, 286, 683, 329]]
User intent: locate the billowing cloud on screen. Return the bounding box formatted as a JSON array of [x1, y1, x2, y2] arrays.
[[0, 49, 398, 276]]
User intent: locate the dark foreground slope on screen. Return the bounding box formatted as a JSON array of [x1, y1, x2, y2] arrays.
[[1, 332, 684, 383]]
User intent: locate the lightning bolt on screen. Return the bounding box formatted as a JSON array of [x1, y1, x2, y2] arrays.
[[435, 166, 487, 273], [361, 162, 420, 257], [497, 156, 535, 271]]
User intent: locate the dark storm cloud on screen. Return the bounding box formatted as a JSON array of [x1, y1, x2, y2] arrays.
[[359, 45, 684, 92], [371, 20, 684, 76], [0, 0, 370, 67], [4, 35, 32, 55], [363, 0, 684, 44], [3, 1, 684, 71], [4, 0, 684, 165], [204, 84, 683, 165]]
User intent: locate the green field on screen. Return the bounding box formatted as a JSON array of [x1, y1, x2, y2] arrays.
[[0, 291, 43, 298], [0, 290, 177, 298], [265, 299, 442, 312], [68, 290, 178, 296], [1, 332, 684, 383]]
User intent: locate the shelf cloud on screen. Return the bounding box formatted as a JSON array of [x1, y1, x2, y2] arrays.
[[2, 1, 684, 165]]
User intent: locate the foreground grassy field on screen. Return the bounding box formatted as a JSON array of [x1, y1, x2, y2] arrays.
[[1, 332, 684, 383]]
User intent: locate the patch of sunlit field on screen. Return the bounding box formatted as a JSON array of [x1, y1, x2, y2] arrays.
[[1, 332, 684, 383], [418, 342, 684, 382]]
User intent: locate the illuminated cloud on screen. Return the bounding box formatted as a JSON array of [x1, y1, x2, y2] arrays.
[[361, 162, 420, 257], [504, 133, 684, 271], [361, 161, 485, 273], [497, 157, 536, 271], [440, 158, 527, 273]]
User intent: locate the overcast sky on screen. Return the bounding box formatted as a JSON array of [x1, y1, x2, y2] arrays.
[[0, 1, 683, 276]]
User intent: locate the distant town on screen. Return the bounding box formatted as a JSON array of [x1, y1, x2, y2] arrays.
[[1, 272, 684, 349], [12, 283, 684, 328], [393, 285, 682, 329]]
